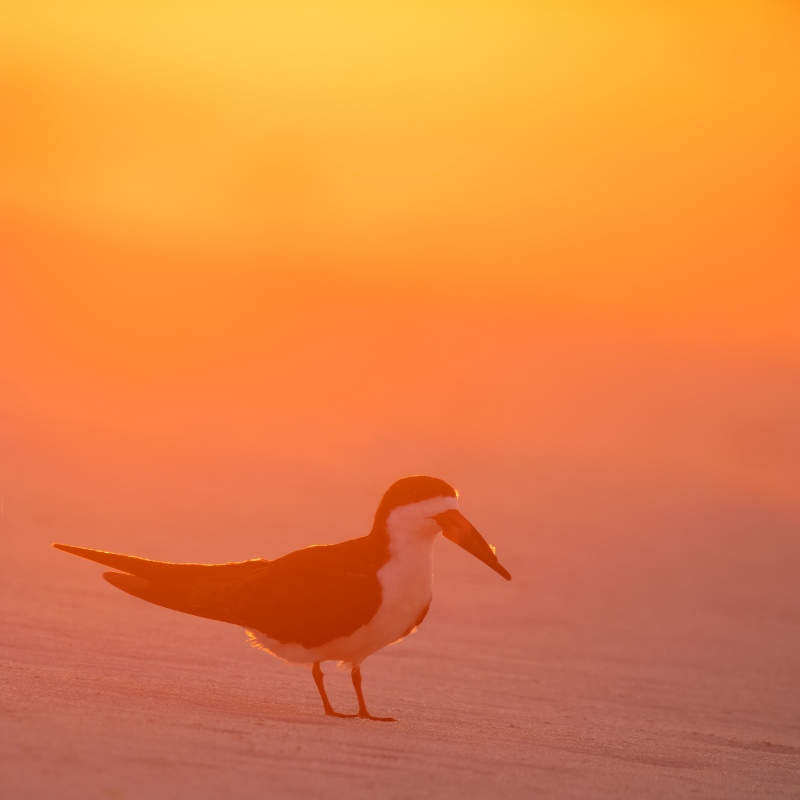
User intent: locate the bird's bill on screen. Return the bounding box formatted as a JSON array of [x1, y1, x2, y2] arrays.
[[434, 509, 511, 580]]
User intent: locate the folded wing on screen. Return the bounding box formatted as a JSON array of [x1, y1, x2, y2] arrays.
[[53, 538, 385, 649]]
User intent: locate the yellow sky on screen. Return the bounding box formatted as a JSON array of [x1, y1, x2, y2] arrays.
[[2, 1, 799, 347]]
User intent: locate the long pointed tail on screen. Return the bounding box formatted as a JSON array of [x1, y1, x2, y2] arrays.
[[52, 542, 215, 581], [53, 542, 271, 625]]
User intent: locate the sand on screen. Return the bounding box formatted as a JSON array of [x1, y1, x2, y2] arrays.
[[2, 338, 799, 799]]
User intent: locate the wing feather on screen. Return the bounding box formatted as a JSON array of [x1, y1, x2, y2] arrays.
[[54, 536, 388, 649]]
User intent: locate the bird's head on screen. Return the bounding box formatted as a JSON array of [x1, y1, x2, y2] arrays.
[[373, 476, 511, 580]]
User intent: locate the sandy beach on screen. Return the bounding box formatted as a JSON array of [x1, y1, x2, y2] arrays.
[[2, 336, 798, 799]]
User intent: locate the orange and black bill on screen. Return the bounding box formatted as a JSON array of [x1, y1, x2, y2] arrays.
[[434, 509, 511, 580]]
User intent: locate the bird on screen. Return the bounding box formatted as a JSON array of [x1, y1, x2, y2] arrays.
[[53, 475, 511, 721]]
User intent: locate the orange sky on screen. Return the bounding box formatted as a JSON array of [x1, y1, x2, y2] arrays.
[[2, 0, 799, 403]]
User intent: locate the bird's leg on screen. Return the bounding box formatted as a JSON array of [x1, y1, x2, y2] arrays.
[[351, 665, 396, 722], [312, 661, 353, 718]]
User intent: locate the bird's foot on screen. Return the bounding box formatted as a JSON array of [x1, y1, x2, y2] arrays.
[[324, 709, 396, 722], [357, 712, 397, 722]]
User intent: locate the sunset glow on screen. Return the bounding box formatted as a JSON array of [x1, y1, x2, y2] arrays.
[[3, 5, 800, 796], [3, 3, 799, 385]]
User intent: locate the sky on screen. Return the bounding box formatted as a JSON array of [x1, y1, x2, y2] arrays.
[[1, 1, 799, 438]]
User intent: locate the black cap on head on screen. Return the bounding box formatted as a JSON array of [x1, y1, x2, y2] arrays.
[[371, 475, 457, 533]]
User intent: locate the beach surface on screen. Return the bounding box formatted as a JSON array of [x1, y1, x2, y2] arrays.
[[2, 335, 798, 800]]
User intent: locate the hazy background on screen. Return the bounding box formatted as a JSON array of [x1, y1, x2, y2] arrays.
[[2, 0, 798, 538], [1, 4, 799, 797], [2, 0, 798, 494]]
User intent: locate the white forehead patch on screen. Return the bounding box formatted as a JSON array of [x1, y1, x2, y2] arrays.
[[385, 495, 459, 542]]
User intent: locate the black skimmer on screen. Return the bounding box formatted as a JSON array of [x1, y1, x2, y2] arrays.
[[53, 475, 511, 721]]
